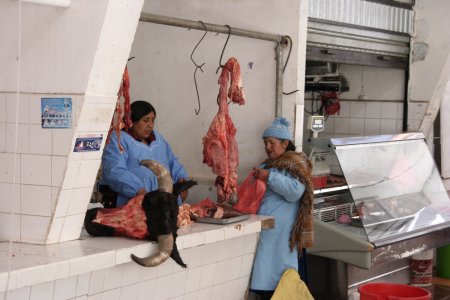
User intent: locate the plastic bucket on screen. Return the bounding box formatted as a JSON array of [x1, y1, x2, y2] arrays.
[[358, 283, 431, 300]]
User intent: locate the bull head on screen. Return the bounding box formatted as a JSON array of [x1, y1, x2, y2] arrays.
[[130, 160, 186, 268]]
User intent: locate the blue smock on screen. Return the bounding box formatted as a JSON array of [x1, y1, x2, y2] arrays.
[[101, 130, 188, 207], [250, 166, 305, 291]]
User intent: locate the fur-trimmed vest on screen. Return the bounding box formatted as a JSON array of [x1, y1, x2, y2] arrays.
[[266, 151, 314, 250]]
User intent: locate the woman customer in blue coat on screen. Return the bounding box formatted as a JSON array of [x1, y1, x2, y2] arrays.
[[101, 101, 189, 207], [250, 118, 314, 300]]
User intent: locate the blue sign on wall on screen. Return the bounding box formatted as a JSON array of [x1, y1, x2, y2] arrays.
[[41, 97, 72, 128], [73, 135, 103, 152]]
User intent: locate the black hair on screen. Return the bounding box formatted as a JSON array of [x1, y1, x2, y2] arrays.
[[286, 140, 296, 152], [266, 138, 297, 152], [130, 101, 156, 122]]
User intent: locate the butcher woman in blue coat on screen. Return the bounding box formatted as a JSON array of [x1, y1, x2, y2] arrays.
[[250, 118, 314, 300], [101, 101, 189, 207]]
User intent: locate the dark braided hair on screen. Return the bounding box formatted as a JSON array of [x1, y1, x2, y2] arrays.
[[286, 140, 296, 152]]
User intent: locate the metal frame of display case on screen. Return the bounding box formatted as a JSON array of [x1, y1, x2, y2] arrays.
[[305, 132, 450, 300]]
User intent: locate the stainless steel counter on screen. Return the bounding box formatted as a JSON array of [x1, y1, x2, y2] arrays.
[[305, 133, 450, 299]]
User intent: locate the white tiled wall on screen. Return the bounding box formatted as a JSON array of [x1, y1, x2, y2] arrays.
[[0, 0, 144, 245], [0, 234, 258, 300], [0, 92, 77, 243], [316, 100, 427, 136], [0, 88, 113, 244], [304, 100, 407, 138]]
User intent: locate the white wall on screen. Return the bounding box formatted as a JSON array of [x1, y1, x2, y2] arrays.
[[0, 0, 309, 241], [0, 2, 106, 94], [338, 65, 405, 101], [409, 0, 450, 102], [304, 65, 406, 138], [0, 0, 144, 243], [304, 64, 406, 176], [411, 0, 450, 186], [442, 83, 450, 188], [126, 0, 308, 201]]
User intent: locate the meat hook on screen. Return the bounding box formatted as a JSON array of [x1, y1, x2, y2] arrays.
[[190, 21, 208, 115], [215, 25, 232, 74]]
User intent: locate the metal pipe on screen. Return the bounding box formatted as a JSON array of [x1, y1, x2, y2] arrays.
[[139, 13, 288, 118], [402, 68, 408, 132], [139, 13, 284, 43], [275, 43, 284, 117], [20, 0, 71, 7]]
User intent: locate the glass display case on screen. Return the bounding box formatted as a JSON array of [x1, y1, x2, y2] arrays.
[[305, 133, 450, 299]]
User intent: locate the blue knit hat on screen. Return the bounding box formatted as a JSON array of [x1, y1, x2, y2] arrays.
[[262, 117, 293, 141]]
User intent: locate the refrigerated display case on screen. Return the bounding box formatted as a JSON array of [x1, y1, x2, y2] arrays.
[[304, 132, 450, 299]]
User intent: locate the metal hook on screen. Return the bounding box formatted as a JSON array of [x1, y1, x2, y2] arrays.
[[191, 21, 207, 70], [191, 21, 208, 115], [215, 25, 232, 74]]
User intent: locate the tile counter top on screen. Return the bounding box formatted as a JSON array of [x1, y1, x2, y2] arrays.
[[0, 215, 273, 293]]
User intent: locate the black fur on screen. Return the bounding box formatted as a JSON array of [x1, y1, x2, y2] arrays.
[[84, 207, 115, 237], [143, 190, 187, 268]]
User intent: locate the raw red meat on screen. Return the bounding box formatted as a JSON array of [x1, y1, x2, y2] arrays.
[[189, 198, 244, 219], [106, 66, 132, 152], [190, 198, 217, 218], [93, 195, 147, 239], [202, 57, 245, 205], [177, 203, 194, 226]]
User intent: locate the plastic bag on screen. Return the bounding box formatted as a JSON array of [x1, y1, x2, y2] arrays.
[[233, 172, 266, 214], [321, 91, 341, 116], [272, 269, 314, 300]]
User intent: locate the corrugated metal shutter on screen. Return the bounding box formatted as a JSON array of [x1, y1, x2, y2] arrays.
[[307, 0, 412, 68]]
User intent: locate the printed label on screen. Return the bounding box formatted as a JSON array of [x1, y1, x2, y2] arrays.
[[410, 259, 432, 286], [41, 97, 72, 128], [73, 135, 103, 152]]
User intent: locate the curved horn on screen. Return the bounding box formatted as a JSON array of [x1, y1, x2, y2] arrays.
[[140, 160, 173, 193], [130, 234, 174, 267]]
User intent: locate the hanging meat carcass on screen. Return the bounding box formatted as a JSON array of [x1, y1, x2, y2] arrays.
[[106, 66, 132, 152], [202, 57, 245, 205]]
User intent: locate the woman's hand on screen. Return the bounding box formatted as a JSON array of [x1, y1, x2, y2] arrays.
[[178, 179, 188, 202], [253, 167, 269, 182]]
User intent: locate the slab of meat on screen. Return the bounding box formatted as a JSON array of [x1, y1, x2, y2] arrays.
[[189, 198, 218, 218], [189, 198, 244, 219], [177, 203, 194, 227], [93, 195, 147, 239], [202, 57, 245, 205], [106, 66, 132, 152]]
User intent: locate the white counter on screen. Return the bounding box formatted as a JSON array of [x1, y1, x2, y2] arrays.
[[0, 215, 273, 300]]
